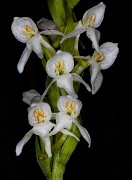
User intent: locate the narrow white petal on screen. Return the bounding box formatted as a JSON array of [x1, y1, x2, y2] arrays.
[[61, 129, 80, 141], [16, 129, 33, 156], [22, 89, 40, 105], [72, 119, 91, 147], [40, 79, 56, 101], [72, 73, 91, 92], [17, 47, 32, 73], [57, 74, 78, 98], [43, 137, 52, 157], [99, 42, 119, 69], [92, 70, 103, 94], [86, 28, 100, 52], [83, 2, 106, 28], [60, 21, 86, 43], [73, 55, 89, 60], [40, 30, 64, 36], [47, 112, 72, 137], [36, 18, 56, 30], [92, 29, 101, 49], [11, 17, 38, 43]]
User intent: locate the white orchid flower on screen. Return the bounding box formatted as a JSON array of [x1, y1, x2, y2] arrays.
[[47, 95, 91, 147], [40, 50, 91, 100], [22, 89, 41, 105], [60, 2, 106, 52], [11, 17, 64, 73]]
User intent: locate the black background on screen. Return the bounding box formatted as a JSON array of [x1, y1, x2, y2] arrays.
[[0, 0, 129, 179]]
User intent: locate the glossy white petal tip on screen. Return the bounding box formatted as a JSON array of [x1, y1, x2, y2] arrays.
[[92, 71, 103, 94], [100, 42, 119, 69], [37, 18, 56, 30], [15, 130, 33, 156], [83, 2, 106, 28], [11, 17, 38, 43], [46, 50, 74, 78], [17, 47, 32, 73]]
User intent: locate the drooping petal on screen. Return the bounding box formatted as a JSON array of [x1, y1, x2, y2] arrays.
[[86, 28, 100, 52], [61, 129, 80, 141], [43, 137, 52, 157], [22, 89, 41, 105], [57, 74, 78, 98], [99, 42, 119, 69], [17, 47, 32, 73], [47, 112, 73, 137], [57, 95, 82, 118], [92, 70, 103, 94], [28, 103, 52, 126], [11, 17, 38, 43], [91, 29, 101, 49], [72, 73, 91, 92], [46, 50, 74, 78], [83, 2, 106, 28], [15, 129, 33, 156], [72, 119, 91, 147], [60, 21, 86, 43], [36, 17, 57, 30], [40, 30, 64, 36], [27, 34, 43, 59]]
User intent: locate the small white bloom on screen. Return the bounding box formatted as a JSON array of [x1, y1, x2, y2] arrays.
[[11, 17, 63, 73], [41, 50, 91, 100], [22, 89, 41, 105], [16, 102, 54, 157], [90, 42, 119, 93], [47, 95, 91, 147], [60, 2, 106, 52]]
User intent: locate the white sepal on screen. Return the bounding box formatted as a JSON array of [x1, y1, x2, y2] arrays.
[[37, 18, 56, 30], [99, 42, 119, 69], [22, 89, 40, 105], [15, 129, 33, 156], [17, 47, 32, 73]]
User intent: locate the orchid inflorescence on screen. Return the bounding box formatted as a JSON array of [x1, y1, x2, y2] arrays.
[[12, 1, 119, 179]]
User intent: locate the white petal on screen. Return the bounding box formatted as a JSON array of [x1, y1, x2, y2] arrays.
[[92, 70, 103, 94], [27, 34, 43, 59], [40, 79, 56, 101], [17, 47, 32, 73], [46, 50, 74, 78], [72, 119, 91, 147], [43, 137, 52, 157], [83, 2, 106, 28], [33, 122, 54, 137], [40, 30, 64, 36], [16, 129, 33, 156], [72, 73, 91, 92], [47, 112, 72, 137], [86, 28, 100, 52], [99, 42, 119, 69], [57, 95, 82, 118], [92, 29, 101, 49], [28, 103, 52, 126], [60, 21, 86, 43], [11, 17, 38, 43], [22, 89, 40, 105], [57, 74, 78, 98], [61, 129, 80, 141], [36, 18, 56, 30]]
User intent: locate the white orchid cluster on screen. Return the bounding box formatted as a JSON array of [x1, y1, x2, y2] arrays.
[[12, 2, 119, 158]]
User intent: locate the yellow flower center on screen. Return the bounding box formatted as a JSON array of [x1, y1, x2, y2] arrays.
[[55, 60, 66, 75], [85, 13, 96, 28], [22, 25, 36, 39], [65, 101, 76, 116], [34, 108, 46, 123], [92, 51, 104, 62]]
